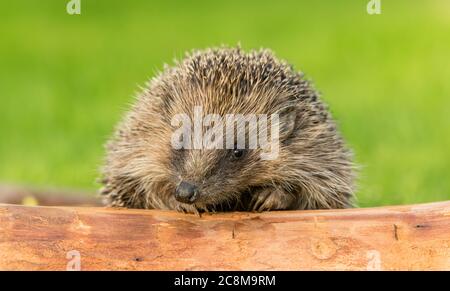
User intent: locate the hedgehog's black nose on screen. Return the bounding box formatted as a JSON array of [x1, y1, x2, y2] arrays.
[[175, 181, 199, 204]]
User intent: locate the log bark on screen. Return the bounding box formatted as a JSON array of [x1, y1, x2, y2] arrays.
[[0, 201, 449, 270]]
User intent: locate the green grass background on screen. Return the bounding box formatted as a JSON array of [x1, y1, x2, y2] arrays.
[[1, 0, 449, 206]]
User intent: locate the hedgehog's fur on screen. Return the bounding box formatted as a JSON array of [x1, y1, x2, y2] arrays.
[[100, 47, 356, 213]]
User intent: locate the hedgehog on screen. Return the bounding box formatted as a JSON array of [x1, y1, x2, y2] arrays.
[[100, 47, 356, 213]]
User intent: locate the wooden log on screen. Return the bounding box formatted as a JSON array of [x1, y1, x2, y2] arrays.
[[0, 185, 101, 206], [0, 201, 449, 270]]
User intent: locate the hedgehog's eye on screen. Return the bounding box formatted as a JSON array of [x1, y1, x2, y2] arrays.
[[232, 149, 244, 159]]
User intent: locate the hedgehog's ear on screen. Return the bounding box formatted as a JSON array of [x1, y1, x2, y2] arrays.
[[277, 106, 297, 139]]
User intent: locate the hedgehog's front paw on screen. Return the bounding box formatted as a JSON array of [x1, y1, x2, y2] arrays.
[[249, 188, 294, 212]]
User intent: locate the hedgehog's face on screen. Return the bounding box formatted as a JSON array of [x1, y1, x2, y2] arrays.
[[169, 147, 260, 208], [166, 106, 297, 210]]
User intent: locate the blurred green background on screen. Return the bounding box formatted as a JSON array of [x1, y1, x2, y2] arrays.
[[1, 0, 449, 207]]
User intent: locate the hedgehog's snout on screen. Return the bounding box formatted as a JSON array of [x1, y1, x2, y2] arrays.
[[175, 181, 200, 204]]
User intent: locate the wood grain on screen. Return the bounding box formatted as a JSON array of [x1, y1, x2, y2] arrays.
[[0, 201, 449, 270]]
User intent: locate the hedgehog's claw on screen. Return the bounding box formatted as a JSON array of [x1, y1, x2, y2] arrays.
[[249, 188, 294, 212]]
